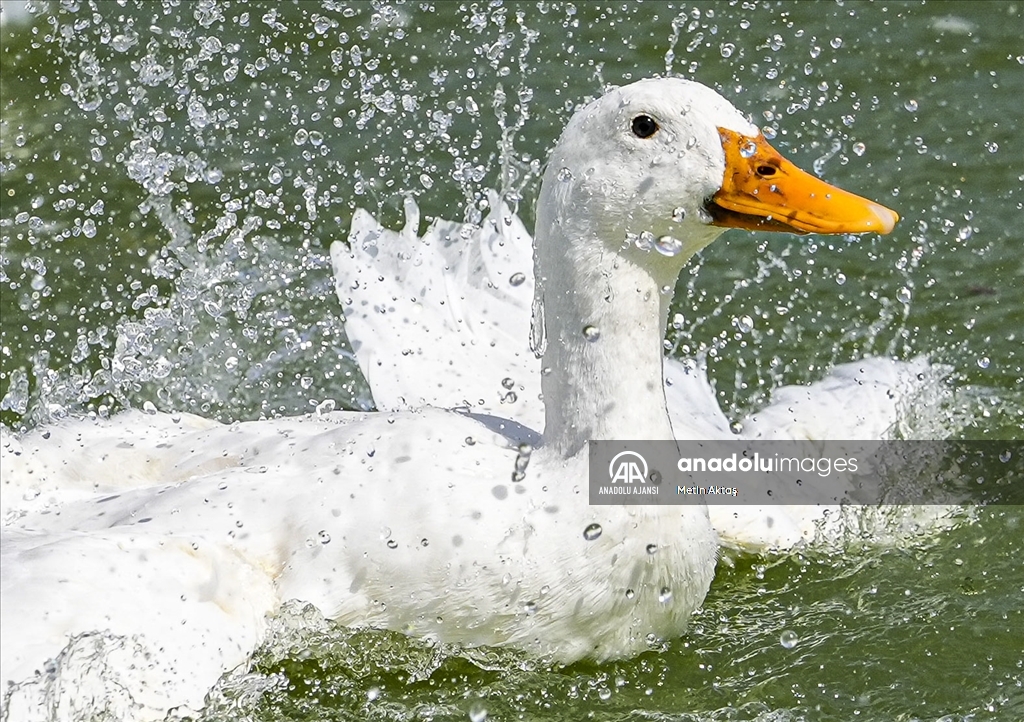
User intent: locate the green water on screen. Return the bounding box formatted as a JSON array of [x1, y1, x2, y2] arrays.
[[1, 1, 1021, 720]]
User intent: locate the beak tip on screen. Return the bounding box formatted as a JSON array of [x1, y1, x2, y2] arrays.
[[871, 203, 899, 235]]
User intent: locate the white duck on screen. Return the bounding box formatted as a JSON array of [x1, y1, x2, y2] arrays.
[[0, 78, 897, 721]]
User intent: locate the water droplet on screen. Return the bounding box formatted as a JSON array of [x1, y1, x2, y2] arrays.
[[142, 400, 157, 415], [419, 173, 433, 189], [318, 530, 331, 545], [720, 42, 735, 58], [557, 167, 573, 182], [625, 588, 635, 599], [316, 398, 336, 416], [367, 687, 380, 702], [671, 207, 687, 223], [501, 377, 515, 390], [896, 287, 912, 304], [904, 99, 919, 112], [733, 315, 754, 334], [999, 450, 1012, 463], [598, 687, 612, 701], [224, 356, 239, 370], [852, 142, 866, 156], [509, 272, 526, 287], [512, 442, 533, 482], [582, 325, 601, 342], [984, 141, 998, 154], [523, 600, 537, 615], [830, 37, 843, 49], [646, 543, 658, 555], [268, 166, 283, 184], [583, 523, 603, 541], [780, 630, 799, 648], [658, 587, 672, 603], [671, 313, 685, 330], [977, 356, 990, 369], [836, 272, 847, 285], [739, 140, 757, 158], [762, 126, 777, 140], [387, 539, 399, 549], [655, 235, 683, 257], [633, 230, 655, 251]]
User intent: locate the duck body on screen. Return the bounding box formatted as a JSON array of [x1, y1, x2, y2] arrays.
[[3, 408, 716, 718], [2, 77, 900, 720]]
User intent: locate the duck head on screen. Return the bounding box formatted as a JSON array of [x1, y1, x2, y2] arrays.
[[537, 77, 898, 265]]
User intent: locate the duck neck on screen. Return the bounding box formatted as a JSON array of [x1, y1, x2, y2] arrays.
[[534, 217, 690, 458]]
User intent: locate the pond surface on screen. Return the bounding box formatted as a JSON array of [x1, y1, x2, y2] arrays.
[[1, 1, 1021, 720]]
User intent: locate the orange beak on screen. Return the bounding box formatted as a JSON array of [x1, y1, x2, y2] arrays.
[[707, 128, 899, 235]]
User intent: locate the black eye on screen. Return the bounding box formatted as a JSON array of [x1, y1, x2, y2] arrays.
[[631, 114, 659, 139]]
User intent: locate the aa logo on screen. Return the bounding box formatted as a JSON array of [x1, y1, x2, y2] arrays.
[[608, 450, 648, 484]]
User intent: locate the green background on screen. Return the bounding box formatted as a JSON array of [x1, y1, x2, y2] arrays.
[[1, 1, 1021, 720]]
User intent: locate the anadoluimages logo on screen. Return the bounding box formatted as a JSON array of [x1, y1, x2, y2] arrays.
[[608, 450, 648, 484]]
